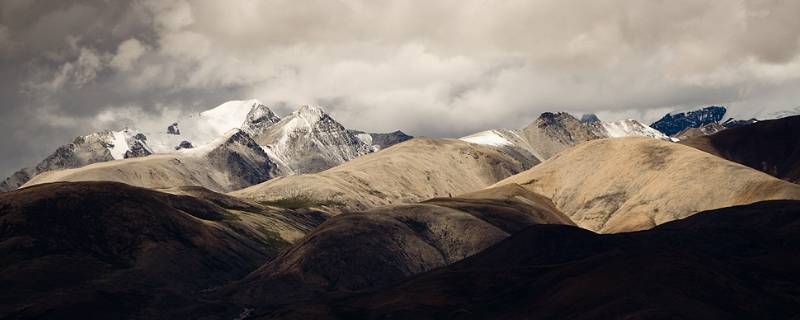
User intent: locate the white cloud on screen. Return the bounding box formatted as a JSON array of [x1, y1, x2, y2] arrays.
[[110, 38, 147, 71]]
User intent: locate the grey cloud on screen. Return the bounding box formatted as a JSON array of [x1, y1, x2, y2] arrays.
[[1, 0, 800, 178]]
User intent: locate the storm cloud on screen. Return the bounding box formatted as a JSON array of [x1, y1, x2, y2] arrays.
[[1, 0, 800, 177]]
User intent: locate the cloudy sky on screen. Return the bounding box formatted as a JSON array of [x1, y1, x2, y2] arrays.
[[1, 0, 800, 177]]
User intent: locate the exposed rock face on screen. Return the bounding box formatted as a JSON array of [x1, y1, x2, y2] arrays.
[[251, 105, 373, 174], [580, 113, 601, 123], [204, 130, 279, 190], [650, 106, 727, 136], [124, 140, 153, 158], [673, 122, 726, 140], [167, 122, 181, 135], [270, 200, 800, 320], [0, 168, 34, 193], [522, 112, 604, 160], [242, 103, 281, 137], [494, 137, 800, 233], [175, 140, 194, 150]]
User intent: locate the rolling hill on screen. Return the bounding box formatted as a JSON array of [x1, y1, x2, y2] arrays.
[[494, 137, 800, 233]]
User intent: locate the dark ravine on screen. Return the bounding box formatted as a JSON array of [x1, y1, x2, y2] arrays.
[[681, 115, 800, 184], [263, 200, 800, 320]]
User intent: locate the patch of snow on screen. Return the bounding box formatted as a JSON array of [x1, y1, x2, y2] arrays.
[[108, 131, 131, 160], [460, 130, 513, 147], [199, 99, 264, 135], [355, 133, 373, 146], [601, 120, 669, 140]]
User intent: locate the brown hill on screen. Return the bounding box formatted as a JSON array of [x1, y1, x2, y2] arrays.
[[681, 115, 800, 183], [232, 138, 533, 211], [0, 181, 326, 319], [223, 184, 571, 311], [265, 200, 800, 320], [494, 137, 800, 233]]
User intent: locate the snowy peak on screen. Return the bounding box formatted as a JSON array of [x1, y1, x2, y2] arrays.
[[463, 112, 669, 164], [596, 119, 670, 140], [295, 105, 327, 121], [200, 99, 265, 128], [242, 103, 281, 136], [251, 105, 372, 174]]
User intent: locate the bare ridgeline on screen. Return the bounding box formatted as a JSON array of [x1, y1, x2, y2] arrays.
[[2, 102, 800, 319]]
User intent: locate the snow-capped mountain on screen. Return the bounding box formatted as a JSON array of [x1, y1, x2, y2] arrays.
[[250, 105, 374, 174], [650, 106, 727, 136], [460, 113, 669, 164], [0, 130, 150, 192], [23, 129, 279, 193], [139, 99, 271, 153], [1, 100, 397, 192]]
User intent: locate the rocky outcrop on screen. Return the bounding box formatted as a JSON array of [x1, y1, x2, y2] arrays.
[[650, 106, 727, 136], [167, 122, 181, 135]]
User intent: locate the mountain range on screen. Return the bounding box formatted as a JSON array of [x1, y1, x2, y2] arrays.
[[1, 100, 412, 192], [2, 102, 800, 319]]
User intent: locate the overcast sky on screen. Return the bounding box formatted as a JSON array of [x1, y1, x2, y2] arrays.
[[1, 0, 800, 177]]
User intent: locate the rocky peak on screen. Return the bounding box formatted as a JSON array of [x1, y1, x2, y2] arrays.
[[125, 140, 153, 158], [650, 106, 727, 136], [204, 129, 279, 187], [580, 114, 601, 123], [295, 105, 327, 121], [535, 112, 582, 128], [242, 103, 281, 135]]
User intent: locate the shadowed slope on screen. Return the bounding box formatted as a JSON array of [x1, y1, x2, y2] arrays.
[[0, 181, 326, 319], [266, 200, 800, 320], [222, 184, 571, 313], [681, 115, 800, 183]]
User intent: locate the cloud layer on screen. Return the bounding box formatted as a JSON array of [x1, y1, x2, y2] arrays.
[[1, 0, 800, 176]]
